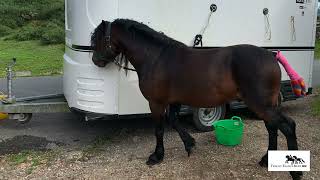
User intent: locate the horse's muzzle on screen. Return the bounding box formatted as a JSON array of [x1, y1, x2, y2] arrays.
[[92, 59, 107, 67]]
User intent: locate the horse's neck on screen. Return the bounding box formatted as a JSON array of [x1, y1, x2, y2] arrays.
[[114, 24, 184, 74], [120, 39, 165, 72]]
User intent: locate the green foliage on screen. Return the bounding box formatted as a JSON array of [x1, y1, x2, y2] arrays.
[[41, 22, 65, 44], [0, 25, 12, 37], [315, 40, 320, 60], [4, 21, 43, 41], [312, 94, 320, 117], [7, 150, 58, 174], [0, 0, 64, 44]]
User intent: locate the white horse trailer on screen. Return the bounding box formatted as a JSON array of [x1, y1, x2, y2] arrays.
[[63, 0, 317, 130]]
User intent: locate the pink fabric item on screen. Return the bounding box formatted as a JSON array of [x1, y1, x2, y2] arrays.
[[276, 50, 306, 97], [275, 51, 301, 80]]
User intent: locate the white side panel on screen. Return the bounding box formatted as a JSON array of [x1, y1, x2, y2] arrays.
[[118, 0, 316, 47], [66, 0, 118, 46], [64, 0, 121, 114], [63, 49, 119, 114]]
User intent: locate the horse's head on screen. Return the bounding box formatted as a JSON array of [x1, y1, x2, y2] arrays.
[[91, 20, 120, 67]]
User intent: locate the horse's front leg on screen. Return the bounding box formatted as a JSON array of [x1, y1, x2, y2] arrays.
[[146, 102, 166, 166], [169, 104, 195, 156]]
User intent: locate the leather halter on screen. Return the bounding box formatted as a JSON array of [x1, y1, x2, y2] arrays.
[[102, 21, 136, 72], [105, 21, 112, 52]]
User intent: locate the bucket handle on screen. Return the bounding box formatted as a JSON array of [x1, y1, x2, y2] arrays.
[[212, 116, 242, 130], [231, 116, 242, 123]]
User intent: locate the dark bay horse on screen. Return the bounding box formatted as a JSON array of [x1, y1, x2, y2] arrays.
[[91, 19, 302, 180]]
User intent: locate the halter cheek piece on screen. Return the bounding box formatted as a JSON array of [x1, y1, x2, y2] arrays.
[[105, 21, 112, 51], [100, 21, 136, 72], [102, 21, 116, 61]]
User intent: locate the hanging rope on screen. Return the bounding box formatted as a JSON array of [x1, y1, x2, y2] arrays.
[[193, 4, 217, 47], [290, 16, 296, 42], [263, 8, 272, 40]]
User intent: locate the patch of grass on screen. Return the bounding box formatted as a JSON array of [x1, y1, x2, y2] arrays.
[[81, 135, 111, 160], [311, 94, 320, 117], [7, 150, 57, 174], [315, 40, 320, 60], [8, 151, 29, 165], [0, 40, 64, 77]]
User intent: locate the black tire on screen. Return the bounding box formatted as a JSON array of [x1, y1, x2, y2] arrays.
[[277, 92, 283, 107], [193, 105, 226, 132], [69, 108, 87, 121], [17, 113, 32, 124]]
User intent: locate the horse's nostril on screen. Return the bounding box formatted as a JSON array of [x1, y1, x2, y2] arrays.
[[97, 61, 106, 67]]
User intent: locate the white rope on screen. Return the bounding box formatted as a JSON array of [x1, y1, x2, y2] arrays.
[[264, 14, 272, 40], [291, 16, 296, 42], [199, 11, 214, 35]]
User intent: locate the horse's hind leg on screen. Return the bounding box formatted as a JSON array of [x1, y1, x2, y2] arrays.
[[240, 90, 301, 178], [278, 112, 302, 179], [258, 109, 279, 167], [256, 109, 302, 180], [146, 102, 166, 165], [169, 104, 195, 156]]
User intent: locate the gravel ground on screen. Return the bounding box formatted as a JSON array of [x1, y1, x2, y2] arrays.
[[0, 94, 319, 180]]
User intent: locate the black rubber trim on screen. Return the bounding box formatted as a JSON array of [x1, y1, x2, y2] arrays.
[[71, 45, 93, 51], [263, 46, 314, 51], [307, 87, 313, 95], [195, 46, 315, 51], [68, 44, 315, 52], [66, 45, 93, 52]]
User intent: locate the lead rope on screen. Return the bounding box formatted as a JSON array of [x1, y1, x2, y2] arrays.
[[114, 59, 136, 72], [193, 4, 217, 47]]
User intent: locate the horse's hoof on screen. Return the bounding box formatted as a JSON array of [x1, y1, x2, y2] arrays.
[[258, 156, 268, 167], [146, 153, 163, 166], [185, 138, 196, 157], [290, 171, 303, 180]]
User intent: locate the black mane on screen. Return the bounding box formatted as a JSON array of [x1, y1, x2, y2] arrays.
[[90, 21, 103, 50], [113, 19, 186, 48]]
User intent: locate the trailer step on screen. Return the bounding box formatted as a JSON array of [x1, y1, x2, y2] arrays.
[[0, 101, 70, 113]]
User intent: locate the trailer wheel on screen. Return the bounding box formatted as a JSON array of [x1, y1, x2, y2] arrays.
[[17, 113, 32, 124], [193, 105, 226, 132]]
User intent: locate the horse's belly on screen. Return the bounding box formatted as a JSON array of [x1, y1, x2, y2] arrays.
[[172, 85, 238, 108], [182, 94, 234, 108]]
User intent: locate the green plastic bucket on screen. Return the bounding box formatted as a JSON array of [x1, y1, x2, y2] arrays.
[[212, 116, 244, 146]]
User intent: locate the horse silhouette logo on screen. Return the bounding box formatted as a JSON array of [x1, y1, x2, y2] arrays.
[[285, 155, 305, 165]]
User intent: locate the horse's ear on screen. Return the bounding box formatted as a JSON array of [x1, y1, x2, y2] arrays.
[[101, 20, 106, 28]]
